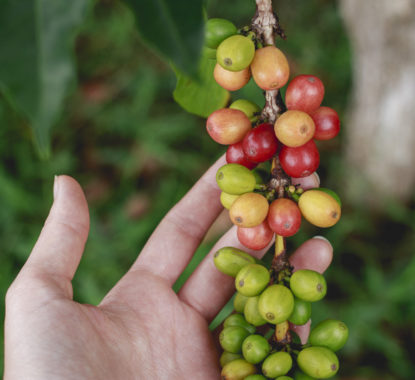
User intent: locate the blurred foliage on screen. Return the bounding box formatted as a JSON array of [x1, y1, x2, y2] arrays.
[[0, 0, 414, 379]]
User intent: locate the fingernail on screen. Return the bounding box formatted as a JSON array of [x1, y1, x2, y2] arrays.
[[313, 235, 329, 242], [53, 175, 60, 200]]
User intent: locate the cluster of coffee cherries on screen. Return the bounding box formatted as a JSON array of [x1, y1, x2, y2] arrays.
[[204, 18, 348, 379]]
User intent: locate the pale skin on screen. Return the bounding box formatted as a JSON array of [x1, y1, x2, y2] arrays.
[[4, 155, 333, 379]]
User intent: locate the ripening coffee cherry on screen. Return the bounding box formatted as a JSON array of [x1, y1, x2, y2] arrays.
[[286, 75, 325, 113], [216, 164, 256, 195], [226, 142, 257, 170], [205, 18, 237, 49], [220, 192, 239, 210], [235, 264, 270, 296], [230, 99, 261, 123], [224, 313, 256, 334], [207, 108, 251, 145], [242, 123, 279, 163], [290, 269, 327, 302], [244, 295, 268, 327], [267, 198, 302, 237], [217, 35, 255, 72], [258, 284, 294, 324], [214, 247, 256, 277], [245, 375, 267, 380], [279, 140, 320, 178], [298, 190, 341, 228], [288, 297, 312, 325], [214, 64, 251, 91], [274, 110, 316, 147], [221, 358, 257, 379], [297, 347, 339, 379], [251, 46, 290, 90], [229, 193, 269, 228], [315, 188, 341, 207], [242, 334, 271, 364], [309, 319, 349, 352], [220, 351, 242, 368], [237, 220, 274, 250], [262, 351, 293, 378], [234, 292, 250, 314], [311, 106, 340, 140], [220, 326, 251, 353]]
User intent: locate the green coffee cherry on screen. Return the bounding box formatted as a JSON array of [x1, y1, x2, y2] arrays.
[[294, 371, 316, 380], [297, 347, 339, 379], [230, 99, 261, 123], [242, 334, 270, 364], [234, 292, 250, 313], [276, 377, 294, 380], [217, 35, 255, 72], [309, 319, 349, 352], [262, 351, 293, 378], [244, 296, 267, 327], [245, 375, 267, 380], [221, 192, 239, 209], [288, 297, 312, 325], [258, 285, 294, 324], [220, 326, 251, 353], [221, 359, 257, 379], [235, 264, 270, 297], [205, 18, 237, 49], [224, 313, 256, 334], [216, 164, 256, 195], [220, 351, 242, 368], [214, 247, 256, 277], [290, 270, 327, 302]]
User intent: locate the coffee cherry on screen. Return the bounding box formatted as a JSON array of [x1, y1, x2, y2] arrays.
[[315, 188, 341, 207], [297, 347, 339, 379], [224, 313, 256, 334], [245, 375, 267, 380], [221, 358, 257, 379], [285, 75, 325, 113], [311, 106, 340, 140], [220, 326, 251, 353], [217, 35, 255, 72], [290, 269, 327, 302], [214, 247, 256, 277], [230, 99, 261, 123], [237, 221, 274, 250], [258, 284, 294, 324], [242, 123, 279, 163], [262, 351, 293, 378], [244, 295, 268, 327], [205, 18, 237, 49], [267, 198, 302, 237], [234, 292, 250, 314], [298, 190, 341, 228], [226, 142, 257, 170], [309, 319, 349, 352], [214, 64, 251, 91], [242, 334, 271, 364], [251, 46, 290, 90], [274, 110, 316, 147], [220, 351, 242, 368], [216, 164, 256, 195], [207, 108, 251, 145], [279, 140, 320, 178], [235, 264, 270, 296], [289, 297, 312, 325], [230, 193, 269, 228], [220, 192, 240, 210]]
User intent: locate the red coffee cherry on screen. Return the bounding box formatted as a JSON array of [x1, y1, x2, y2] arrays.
[[279, 140, 320, 178], [242, 123, 279, 163], [226, 142, 257, 170], [311, 106, 340, 140], [267, 198, 302, 237], [237, 221, 274, 250], [286, 75, 325, 113]]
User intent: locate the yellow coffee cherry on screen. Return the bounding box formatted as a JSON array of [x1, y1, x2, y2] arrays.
[[229, 193, 269, 228], [298, 190, 341, 228]]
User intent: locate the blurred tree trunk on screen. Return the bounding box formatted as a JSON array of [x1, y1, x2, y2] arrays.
[[340, 0, 415, 204]]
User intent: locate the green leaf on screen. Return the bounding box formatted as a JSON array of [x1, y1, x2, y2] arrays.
[[124, 0, 205, 76], [173, 56, 230, 118], [0, 0, 90, 158]]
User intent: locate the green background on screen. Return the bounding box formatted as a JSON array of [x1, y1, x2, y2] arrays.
[[0, 0, 414, 378]]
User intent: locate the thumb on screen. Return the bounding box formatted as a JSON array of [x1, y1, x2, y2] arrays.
[[19, 175, 90, 299]]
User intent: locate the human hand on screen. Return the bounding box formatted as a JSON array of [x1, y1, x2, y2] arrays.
[[4, 156, 333, 379]]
